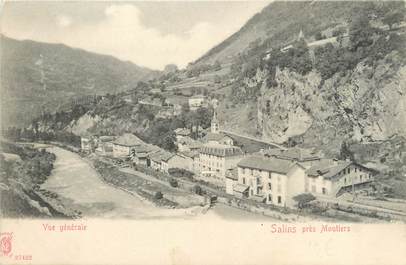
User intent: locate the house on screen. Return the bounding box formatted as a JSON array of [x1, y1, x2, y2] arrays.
[[178, 151, 199, 172], [80, 136, 93, 152], [131, 144, 160, 166], [174, 128, 191, 142], [148, 150, 188, 173], [149, 151, 164, 171], [196, 142, 244, 179], [263, 147, 323, 168], [237, 155, 307, 207], [305, 160, 376, 197], [188, 95, 206, 110], [225, 168, 238, 195], [176, 136, 201, 152], [112, 133, 144, 158], [95, 136, 116, 155], [163, 153, 189, 173], [233, 183, 250, 199]]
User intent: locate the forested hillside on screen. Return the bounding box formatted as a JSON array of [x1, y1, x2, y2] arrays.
[[0, 36, 159, 127]]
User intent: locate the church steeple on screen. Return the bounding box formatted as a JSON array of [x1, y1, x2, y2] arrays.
[[211, 110, 219, 133]]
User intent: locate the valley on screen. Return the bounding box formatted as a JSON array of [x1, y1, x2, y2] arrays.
[[1, 1, 406, 221]]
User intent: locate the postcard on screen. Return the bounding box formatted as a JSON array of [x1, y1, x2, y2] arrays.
[[1, 1, 406, 264]]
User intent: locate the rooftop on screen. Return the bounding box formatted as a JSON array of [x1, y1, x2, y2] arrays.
[[174, 128, 191, 136], [203, 132, 227, 142], [306, 159, 376, 180], [237, 155, 296, 175], [226, 168, 238, 180], [150, 150, 175, 162], [306, 160, 352, 180], [199, 143, 243, 157], [264, 147, 322, 162], [190, 95, 205, 99], [221, 131, 282, 153], [234, 183, 249, 193], [179, 150, 199, 158], [113, 133, 144, 147]]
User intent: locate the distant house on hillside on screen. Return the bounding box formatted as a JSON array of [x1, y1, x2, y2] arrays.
[[188, 95, 206, 110], [112, 133, 144, 158], [174, 128, 191, 142]]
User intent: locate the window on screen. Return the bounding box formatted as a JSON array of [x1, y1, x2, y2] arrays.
[[322, 187, 327, 195], [347, 168, 350, 174], [360, 175, 362, 182], [257, 187, 262, 194], [277, 196, 282, 204], [242, 178, 246, 185], [268, 194, 272, 202], [268, 183, 272, 190], [344, 178, 347, 184]]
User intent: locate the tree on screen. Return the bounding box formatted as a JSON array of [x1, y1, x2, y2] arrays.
[[169, 178, 178, 188], [349, 12, 374, 51], [154, 191, 163, 200], [192, 185, 203, 195], [383, 11, 405, 29], [213, 60, 221, 71], [293, 193, 316, 209], [339, 141, 355, 161], [315, 32, 324, 40]]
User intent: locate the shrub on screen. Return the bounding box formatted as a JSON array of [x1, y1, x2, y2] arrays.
[[192, 185, 203, 195], [169, 178, 178, 188], [154, 191, 163, 200]]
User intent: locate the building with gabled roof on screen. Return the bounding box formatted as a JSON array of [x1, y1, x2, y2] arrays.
[[148, 149, 189, 173], [305, 159, 376, 197], [263, 147, 323, 167], [112, 133, 144, 158]]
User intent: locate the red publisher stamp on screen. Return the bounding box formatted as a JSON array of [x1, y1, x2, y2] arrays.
[[0, 232, 13, 257]]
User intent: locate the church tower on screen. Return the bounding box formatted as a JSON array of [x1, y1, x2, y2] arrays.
[[211, 110, 219, 134]]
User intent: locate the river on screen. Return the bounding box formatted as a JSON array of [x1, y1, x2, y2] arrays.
[[42, 146, 274, 221]]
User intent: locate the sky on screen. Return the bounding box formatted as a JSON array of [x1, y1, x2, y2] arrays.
[[1, 1, 270, 70]]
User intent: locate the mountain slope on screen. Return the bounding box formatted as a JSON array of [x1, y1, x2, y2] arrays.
[[196, 1, 394, 65], [0, 36, 159, 127], [191, 1, 406, 154]]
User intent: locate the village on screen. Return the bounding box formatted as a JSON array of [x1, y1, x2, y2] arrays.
[[76, 94, 406, 222]]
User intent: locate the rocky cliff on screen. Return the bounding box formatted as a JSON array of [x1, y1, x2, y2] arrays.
[[258, 51, 406, 155]]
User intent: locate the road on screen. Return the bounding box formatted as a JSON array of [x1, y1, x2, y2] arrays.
[[42, 146, 276, 221]]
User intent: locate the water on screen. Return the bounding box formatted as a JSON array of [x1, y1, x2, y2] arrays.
[[42, 146, 275, 221]]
